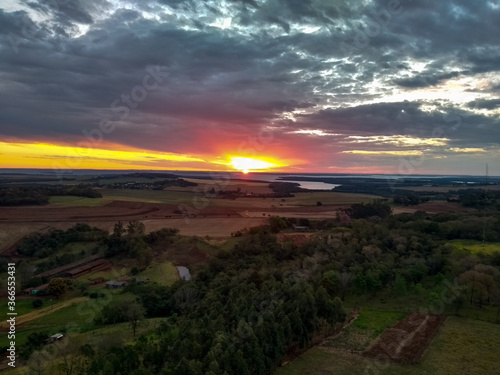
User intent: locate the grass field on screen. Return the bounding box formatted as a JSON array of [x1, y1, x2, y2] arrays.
[[48, 196, 111, 206], [0, 298, 58, 318], [449, 239, 500, 254], [276, 316, 500, 375], [139, 261, 179, 285], [100, 188, 196, 205], [1, 316, 167, 375], [1, 291, 138, 345], [328, 309, 407, 351]]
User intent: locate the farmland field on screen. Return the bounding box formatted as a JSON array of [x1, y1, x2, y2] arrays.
[[99, 188, 196, 204], [100, 188, 380, 208], [276, 316, 500, 375], [400, 185, 500, 192], [49, 196, 111, 206], [363, 313, 447, 364], [0, 223, 49, 254], [328, 309, 407, 351]]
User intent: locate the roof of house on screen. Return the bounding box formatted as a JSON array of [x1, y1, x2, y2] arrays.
[[106, 280, 126, 286]]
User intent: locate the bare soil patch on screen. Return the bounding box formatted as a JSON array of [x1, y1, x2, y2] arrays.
[[363, 313, 447, 364]]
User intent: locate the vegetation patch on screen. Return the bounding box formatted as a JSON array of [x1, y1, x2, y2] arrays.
[[449, 239, 500, 254], [138, 261, 179, 285], [328, 309, 407, 351]]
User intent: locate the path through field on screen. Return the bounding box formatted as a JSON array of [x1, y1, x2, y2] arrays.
[[0, 297, 87, 332]]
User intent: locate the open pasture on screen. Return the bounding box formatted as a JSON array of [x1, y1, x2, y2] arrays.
[[49, 196, 111, 206]]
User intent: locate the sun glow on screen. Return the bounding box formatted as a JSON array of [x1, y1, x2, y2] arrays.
[[228, 156, 283, 173]]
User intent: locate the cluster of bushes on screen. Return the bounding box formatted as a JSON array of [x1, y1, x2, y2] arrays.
[[393, 194, 431, 206]]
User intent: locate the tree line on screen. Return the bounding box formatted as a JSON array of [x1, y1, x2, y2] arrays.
[[0, 185, 102, 206]]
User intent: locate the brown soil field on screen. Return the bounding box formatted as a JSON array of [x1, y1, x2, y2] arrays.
[[0, 200, 245, 223], [0, 202, 269, 253], [0, 199, 343, 253], [241, 210, 340, 219], [363, 313, 447, 364]]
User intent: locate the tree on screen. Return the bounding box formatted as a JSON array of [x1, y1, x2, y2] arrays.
[[128, 238, 153, 269], [320, 270, 339, 297], [48, 278, 68, 299], [393, 274, 407, 296], [338, 272, 353, 301], [113, 221, 126, 238], [126, 221, 145, 238], [123, 300, 145, 337], [269, 216, 287, 233]]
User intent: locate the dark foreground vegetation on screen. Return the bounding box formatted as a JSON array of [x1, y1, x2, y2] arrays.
[[4, 200, 500, 374]]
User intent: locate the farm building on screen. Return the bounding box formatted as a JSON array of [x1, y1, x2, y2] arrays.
[[88, 277, 105, 285], [37, 254, 101, 278], [63, 259, 111, 278], [106, 280, 127, 289], [292, 225, 309, 231], [23, 283, 49, 295]]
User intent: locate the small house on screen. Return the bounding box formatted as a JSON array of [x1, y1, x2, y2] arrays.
[[45, 333, 64, 343], [106, 280, 127, 289], [135, 278, 150, 285]]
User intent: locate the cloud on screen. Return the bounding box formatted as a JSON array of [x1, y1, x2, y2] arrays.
[[0, 0, 499, 174]]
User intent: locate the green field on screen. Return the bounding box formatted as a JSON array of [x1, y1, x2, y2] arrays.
[[328, 309, 407, 351], [49, 196, 111, 206], [139, 261, 179, 285], [276, 316, 500, 375], [449, 239, 500, 254], [286, 192, 381, 206], [0, 298, 58, 318], [100, 188, 196, 204], [2, 317, 166, 375], [1, 292, 138, 347]]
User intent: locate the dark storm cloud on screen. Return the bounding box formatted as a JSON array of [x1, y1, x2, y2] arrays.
[[26, 0, 95, 25], [394, 71, 463, 88], [0, 0, 499, 172], [467, 99, 500, 110]]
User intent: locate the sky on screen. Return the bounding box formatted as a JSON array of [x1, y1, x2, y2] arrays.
[[0, 0, 499, 175]]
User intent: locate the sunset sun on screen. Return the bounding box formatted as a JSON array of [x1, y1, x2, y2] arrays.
[[228, 156, 283, 173]]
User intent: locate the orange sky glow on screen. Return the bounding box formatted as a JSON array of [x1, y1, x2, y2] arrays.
[[0, 141, 301, 173]]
